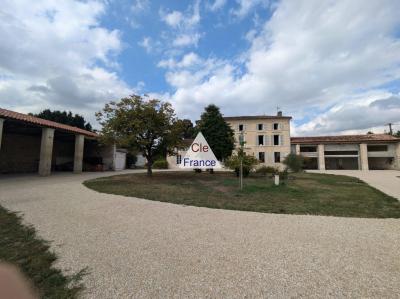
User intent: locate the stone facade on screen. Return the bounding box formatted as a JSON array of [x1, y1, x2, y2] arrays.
[[224, 116, 292, 170]]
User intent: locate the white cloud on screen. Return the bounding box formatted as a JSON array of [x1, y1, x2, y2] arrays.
[[158, 52, 201, 69], [173, 33, 202, 47], [0, 0, 132, 124], [162, 11, 183, 28], [138, 36, 153, 53], [159, 0, 202, 48], [231, 0, 269, 18], [207, 0, 227, 12], [131, 0, 149, 12], [296, 93, 400, 136], [161, 0, 400, 134]]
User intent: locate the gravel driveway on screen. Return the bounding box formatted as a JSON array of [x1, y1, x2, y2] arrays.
[[0, 171, 399, 298]]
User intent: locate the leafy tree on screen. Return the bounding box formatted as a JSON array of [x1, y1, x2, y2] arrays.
[[395, 130, 400, 137], [225, 148, 258, 177], [30, 109, 93, 131], [96, 95, 184, 176], [282, 154, 304, 172], [195, 104, 235, 161], [152, 119, 195, 160], [367, 131, 374, 135], [178, 119, 195, 139]]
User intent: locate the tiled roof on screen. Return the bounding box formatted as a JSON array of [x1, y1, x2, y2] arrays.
[[0, 108, 98, 138], [291, 134, 400, 144], [224, 115, 292, 120]]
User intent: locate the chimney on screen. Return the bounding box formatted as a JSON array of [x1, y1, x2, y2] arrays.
[[277, 111, 282, 117]]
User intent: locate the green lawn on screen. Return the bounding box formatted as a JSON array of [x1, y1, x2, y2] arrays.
[[84, 172, 400, 218], [0, 205, 86, 298]]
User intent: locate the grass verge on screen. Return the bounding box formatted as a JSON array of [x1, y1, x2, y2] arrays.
[[0, 205, 86, 298], [84, 171, 400, 218]]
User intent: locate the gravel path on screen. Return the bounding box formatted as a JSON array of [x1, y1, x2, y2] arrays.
[[0, 171, 399, 298]]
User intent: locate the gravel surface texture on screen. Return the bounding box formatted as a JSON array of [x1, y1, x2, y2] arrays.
[[0, 170, 399, 298]]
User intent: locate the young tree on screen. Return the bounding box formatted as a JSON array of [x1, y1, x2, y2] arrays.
[[282, 154, 304, 172], [195, 104, 235, 161], [30, 109, 93, 131], [96, 95, 184, 176], [225, 148, 258, 177]]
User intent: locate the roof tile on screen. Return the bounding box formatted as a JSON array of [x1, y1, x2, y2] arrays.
[[0, 108, 98, 138], [291, 134, 400, 144]]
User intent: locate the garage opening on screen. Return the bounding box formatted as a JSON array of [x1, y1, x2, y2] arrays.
[[0, 120, 42, 174], [325, 157, 359, 170], [303, 157, 318, 169], [368, 157, 394, 170]]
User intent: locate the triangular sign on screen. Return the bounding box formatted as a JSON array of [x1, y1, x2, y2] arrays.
[[179, 132, 222, 169]]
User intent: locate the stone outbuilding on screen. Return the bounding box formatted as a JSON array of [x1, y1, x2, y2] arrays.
[[291, 134, 400, 171], [0, 108, 125, 175]]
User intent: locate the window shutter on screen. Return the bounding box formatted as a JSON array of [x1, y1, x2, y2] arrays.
[[280, 123, 284, 130], [280, 135, 283, 145], [264, 135, 268, 146]]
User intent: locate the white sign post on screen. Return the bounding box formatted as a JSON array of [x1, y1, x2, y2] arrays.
[[179, 132, 222, 170]]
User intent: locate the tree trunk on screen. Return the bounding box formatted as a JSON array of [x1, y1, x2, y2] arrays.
[[146, 163, 152, 176]]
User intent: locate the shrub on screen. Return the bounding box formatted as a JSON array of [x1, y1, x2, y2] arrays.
[[225, 149, 258, 177], [278, 169, 289, 180], [256, 165, 278, 176], [152, 159, 168, 169], [282, 154, 304, 172]]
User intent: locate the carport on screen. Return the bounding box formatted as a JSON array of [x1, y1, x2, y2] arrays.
[[292, 134, 400, 171], [0, 108, 110, 175]]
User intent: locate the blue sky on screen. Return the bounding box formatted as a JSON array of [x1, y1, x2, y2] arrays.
[[1, 0, 400, 135], [102, 0, 272, 94]]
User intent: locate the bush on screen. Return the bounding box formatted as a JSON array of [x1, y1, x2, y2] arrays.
[[256, 165, 278, 176], [152, 159, 168, 169], [282, 154, 304, 172], [225, 149, 258, 177], [278, 169, 289, 180]]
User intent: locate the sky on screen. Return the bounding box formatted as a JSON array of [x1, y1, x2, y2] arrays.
[[1, 0, 400, 136]]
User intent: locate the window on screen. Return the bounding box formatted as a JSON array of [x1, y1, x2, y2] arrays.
[[176, 154, 182, 165], [367, 145, 388, 152], [300, 146, 317, 152], [258, 152, 265, 163], [273, 123, 279, 130], [238, 124, 244, 131], [257, 123, 263, 130], [274, 152, 281, 163], [325, 151, 358, 155], [258, 135, 264, 146], [274, 135, 280, 145]]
